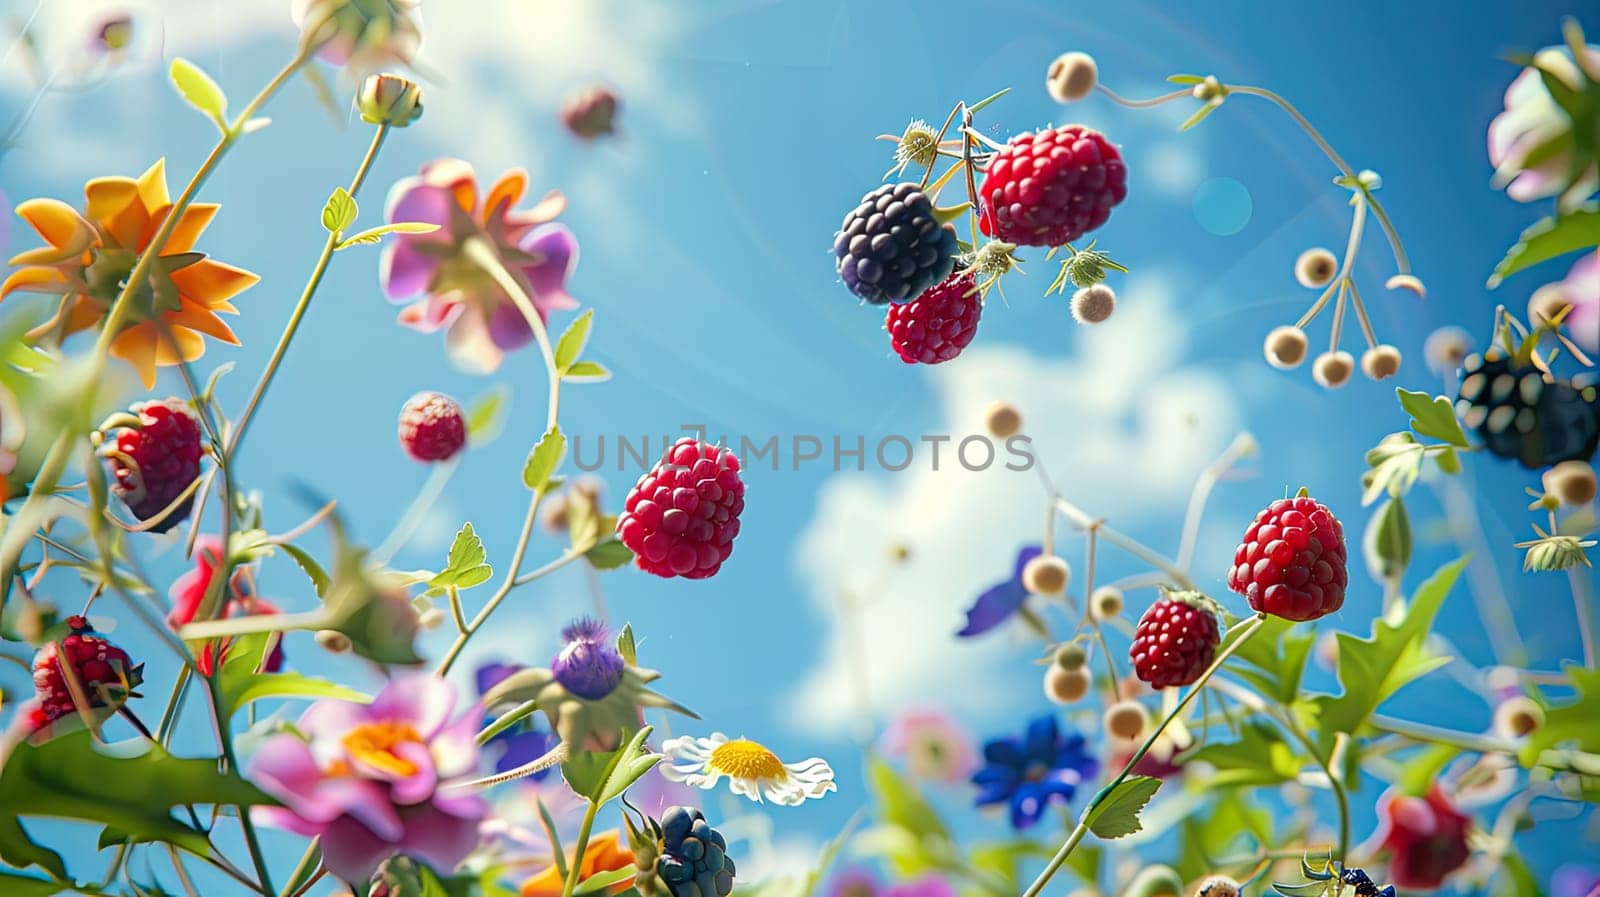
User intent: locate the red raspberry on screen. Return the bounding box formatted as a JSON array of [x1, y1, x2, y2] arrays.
[[977, 124, 1128, 247], [29, 615, 141, 735], [105, 399, 203, 532], [1226, 493, 1348, 622], [885, 273, 982, 364], [398, 391, 467, 462], [1130, 591, 1221, 688], [616, 438, 745, 579]]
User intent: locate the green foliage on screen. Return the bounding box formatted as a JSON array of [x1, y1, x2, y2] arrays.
[[861, 755, 951, 875], [1488, 205, 1600, 287], [1225, 614, 1314, 704], [335, 221, 440, 250], [564, 361, 612, 382], [215, 631, 369, 718], [1174, 791, 1273, 883], [466, 385, 512, 446], [168, 58, 227, 127], [279, 542, 330, 597], [1361, 438, 1424, 506], [1362, 495, 1413, 581], [1397, 742, 1460, 797], [1520, 663, 1600, 766], [1188, 720, 1303, 787], [1493, 851, 1548, 897], [555, 309, 594, 372], [523, 426, 566, 491], [1312, 557, 1466, 743], [1396, 389, 1468, 446], [0, 732, 271, 866], [321, 186, 358, 234], [560, 726, 662, 807], [1084, 775, 1161, 839], [0, 870, 94, 897], [585, 536, 634, 570], [429, 522, 493, 592]]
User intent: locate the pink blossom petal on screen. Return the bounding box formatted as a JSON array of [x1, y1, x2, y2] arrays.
[[250, 806, 326, 838], [397, 295, 463, 334], [369, 674, 457, 737], [381, 239, 443, 301], [518, 224, 580, 316], [386, 739, 440, 805], [485, 297, 535, 352], [432, 704, 484, 780], [320, 814, 402, 884], [398, 800, 486, 875], [247, 734, 403, 839], [444, 309, 505, 374]]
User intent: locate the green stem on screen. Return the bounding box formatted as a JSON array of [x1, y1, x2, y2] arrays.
[[1367, 713, 1517, 755], [1568, 565, 1597, 667], [206, 674, 274, 895], [1278, 712, 1349, 864], [560, 797, 602, 897], [372, 455, 459, 563], [279, 839, 321, 897], [226, 124, 390, 460], [1021, 613, 1268, 897], [1052, 497, 1194, 590]]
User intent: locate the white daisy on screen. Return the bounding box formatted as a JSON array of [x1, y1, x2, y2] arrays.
[[660, 733, 836, 806]]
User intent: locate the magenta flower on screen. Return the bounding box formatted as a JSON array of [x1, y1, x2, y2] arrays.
[[248, 675, 487, 885], [1488, 45, 1600, 206], [381, 159, 578, 373], [880, 707, 978, 785], [1548, 251, 1599, 354]]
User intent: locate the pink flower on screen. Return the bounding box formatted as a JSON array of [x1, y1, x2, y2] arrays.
[[1551, 251, 1599, 354], [880, 707, 977, 785], [248, 675, 487, 885], [1488, 46, 1600, 206], [381, 159, 578, 373], [290, 0, 422, 72]]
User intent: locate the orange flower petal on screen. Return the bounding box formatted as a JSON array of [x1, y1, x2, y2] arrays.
[[161, 203, 220, 254], [13, 198, 96, 255], [109, 324, 160, 388], [85, 176, 149, 249], [153, 326, 206, 365], [169, 300, 241, 344], [1, 266, 71, 299], [63, 295, 104, 336], [506, 189, 567, 229], [170, 259, 260, 304], [137, 159, 171, 213], [483, 169, 528, 221]]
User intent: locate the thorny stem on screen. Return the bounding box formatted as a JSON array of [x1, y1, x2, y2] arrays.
[[226, 124, 391, 460], [1021, 613, 1269, 897]]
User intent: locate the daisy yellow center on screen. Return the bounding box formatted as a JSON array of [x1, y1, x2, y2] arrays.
[[708, 739, 786, 780], [342, 721, 423, 777]]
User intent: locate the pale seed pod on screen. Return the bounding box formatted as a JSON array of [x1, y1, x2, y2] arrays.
[[1055, 643, 1088, 671], [1544, 460, 1597, 506], [315, 629, 352, 653], [1045, 665, 1092, 704], [1312, 350, 1355, 388], [1263, 325, 1309, 370], [1090, 586, 1124, 620], [1046, 52, 1098, 103], [1294, 248, 1338, 288], [1070, 284, 1116, 324], [985, 400, 1023, 438], [1386, 274, 1426, 297], [1493, 696, 1545, 738], [417, 607, 445, 631], [1022, 555, 1070, 595], [1361, 344, 1403, 380], [1103, 699, 1149, 741], [1423, 326, 1472, 375]]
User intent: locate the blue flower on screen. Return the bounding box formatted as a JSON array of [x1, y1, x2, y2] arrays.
[[957, 545, 1042, 637], [972, 715, 1098, 829], [551, 617, 625, 700], [476, 661, 559, 776]]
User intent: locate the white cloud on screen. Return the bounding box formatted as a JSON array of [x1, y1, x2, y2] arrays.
[[1139, 140, 1203, 198], [784, 274, 1241, 734]]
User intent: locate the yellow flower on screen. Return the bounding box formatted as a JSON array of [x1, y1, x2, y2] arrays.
[[2, 160, 258, 387]]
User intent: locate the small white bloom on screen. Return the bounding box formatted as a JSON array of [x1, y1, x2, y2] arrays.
[[660, 733, 835, 806]]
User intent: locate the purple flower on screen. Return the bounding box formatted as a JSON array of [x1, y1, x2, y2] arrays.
[[827, 869, 955, 897], [248, 675, 487, 884], [1488, 45, 1600, 206], [551, 617, 625, 700], [381, 158, 578, 373], [1553, 864, 1600, 897], [972, 715, 1098, 829], [475, 661, 559, 777], [957, 545, 1041, 637]]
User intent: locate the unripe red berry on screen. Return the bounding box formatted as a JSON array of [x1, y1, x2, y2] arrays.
[[398, 392, 467, 462]]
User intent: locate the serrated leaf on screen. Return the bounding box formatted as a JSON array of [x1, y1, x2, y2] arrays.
[[560, 726, 661, 807], [1084, 776, 1161, 839], [1361, 447, 1423, 506], [1225, 614, 1313, 704], [429, 522, 493, 591], [1188, 722, 1303, 787], [335, 221, 441, 250], [1520, 663, 1600, 766], [522, 426, 566, 491], [466, 385, 511, 446], [280, 542, 330, 598], [585, 536, 634, 571], [1396, 388, 1468, 446], [321, 186, 358, 234], [1488, 206, 1600, 287], [555, 309, 594, 372], [168, 58, 226, 125], [216, 632, 369, 718], [563, 360, 611, 382]]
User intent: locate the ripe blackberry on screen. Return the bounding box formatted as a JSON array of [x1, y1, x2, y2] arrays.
[[834, 182, 958, 305], [1340, 869, 1396, 897], [398, 391, 468, 462], [885, 273, 982, 364], [1455, 352, 1599, 468], [104, 399, 203, 532], [1130, 591, 1221, 688], [977, 124, 1128, 247], [29, 615, 141, 734], [650, 807, 736, 897], [616, 438, 744, 579], [1226, 493, 1348, 622]]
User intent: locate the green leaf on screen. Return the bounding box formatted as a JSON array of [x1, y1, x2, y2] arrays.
[[1174, 791, 1272, 883], [280, 542, 330, 598], [1493, 852, 1548, 897], [429, 522, 493, 591], [563, 360, 612, 382], [1187, 721, 1303, 787], [1520, 663, 1600, 766], [560, 727, 661, 807], [1488, 206, 1600, 287], [575, 866, 638, 896], [0, 731, 273, 857], [1166, 74, 1207, 84], [1397, 743, 1460, 797], [1224, 614, 1313, 705], [1083, 775, 1161, 839], [1179, 101, 1220, 131], [1361, 445, 1424, 506], [335, 221, 441, 250], [616, 623, 637, 665], [522, 426, 566, 491], [865, 754, 949, 842], [168, 58, 227, 125], [466, 385, 511, 446], [555, 309, 595, 372], [1362, 496, 1413, 582], [216, 632, 369, 718], [585, 536, 634, 571], [0, 817, 67, 880], [1396, 388, 1469, 446], [0, 870, 87, 897], [969, 841, 1056, 892], [1312, 558, 1467, 744], [321, 186, 358, 234]]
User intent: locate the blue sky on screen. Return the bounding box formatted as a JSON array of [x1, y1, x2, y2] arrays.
[[2, 1, 1597, 893]]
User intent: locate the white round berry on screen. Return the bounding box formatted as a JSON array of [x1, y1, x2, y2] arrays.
[[1022, 555, 1070, 595], [1492, 695, 1545, 738], [1264, 325, 1309, 369], [1044, 665, 1091, 704], [1091, 586, 1124, 620], [1312, 350, 1355, 388], [1070, 284, 1116, 324], [1361, 344, 1403, 380], [1103, 699, 1149, 741], [1046, 52, 1098, 103], [985, 400, 1023, 438], [1294, 248, 1338, 288], [1423, 326, 1472, 375], [1544, 460, 1597, 506]]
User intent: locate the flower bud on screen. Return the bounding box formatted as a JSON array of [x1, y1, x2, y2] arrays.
[[416, 607, 445, 631], [1264, 325, 1309, 370], [1312, 350, 1354, 388], [1294, 248, 1337, 288], [1090, 586, 1123, 620], [1044, 665, 1091, 704], [293, 0, 422, 71], [1544, 460, 1597, 506], [985, 401, 1022, 438], [1361, 344, 1402, 380], [1070, 284, 1116, 324], [1055, 643, 1088, 671], [542, 494, 571, 533], [315, 629, 352, 653], [1103, 699, 1149, 741], [1191, 76, 1226, 103], [562, 85, 621, 139], [358, 73, 423, 127], [1046, 52, 1098, 103], [1492, 695, 1544, 738], [1022, 555, 1070, 596], [1385, 274, 1426, 298]]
